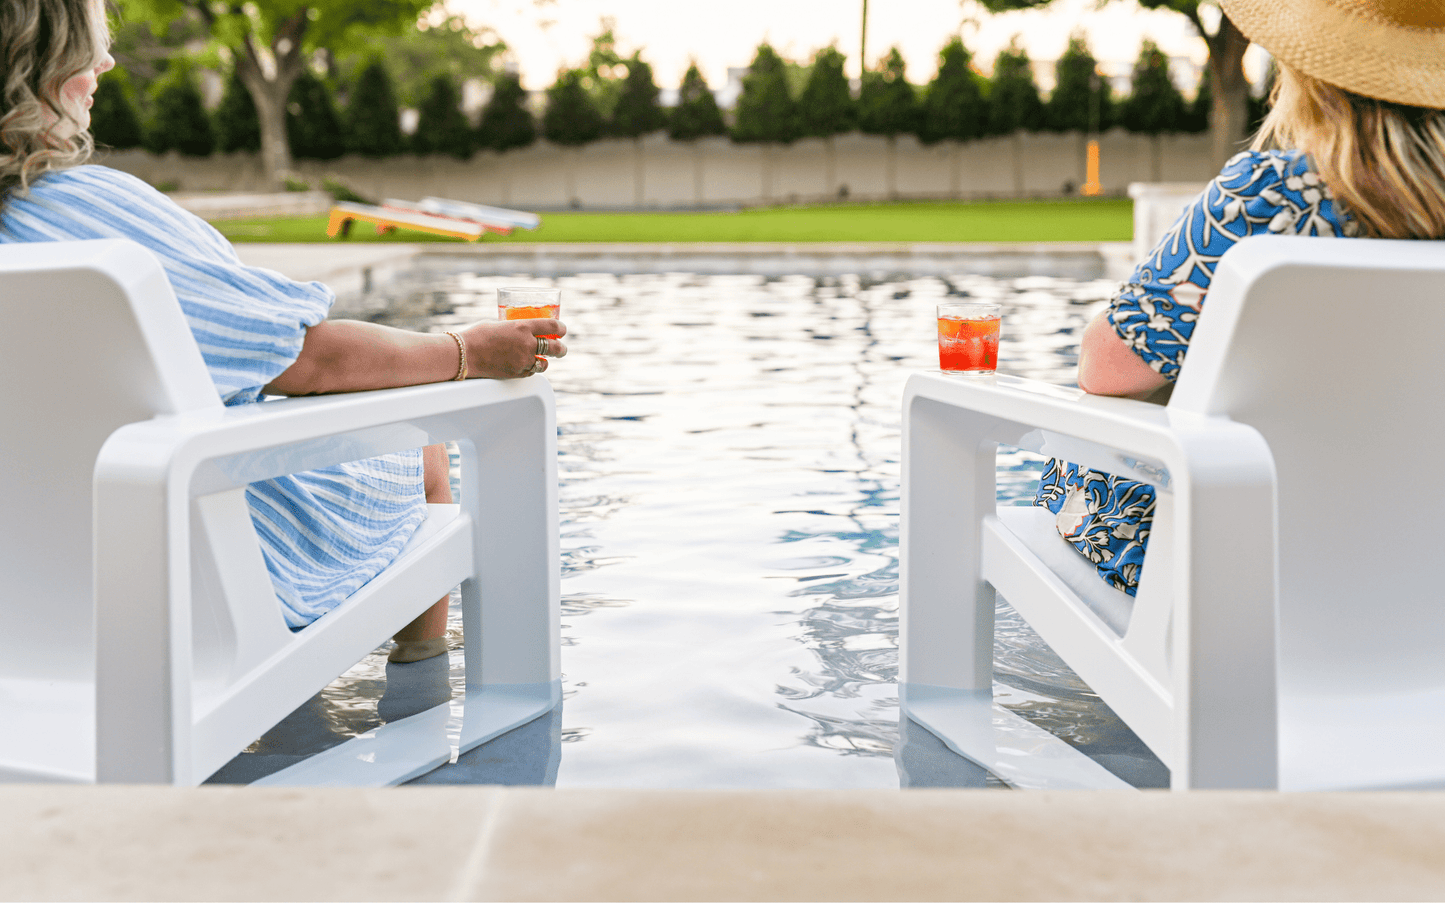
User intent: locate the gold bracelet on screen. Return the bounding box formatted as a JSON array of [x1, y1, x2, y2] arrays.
[[445, 331, 467, 381]]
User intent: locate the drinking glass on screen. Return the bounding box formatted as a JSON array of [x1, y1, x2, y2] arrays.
[[937, 302, 1000, 377], [498, 287, 561, 339]]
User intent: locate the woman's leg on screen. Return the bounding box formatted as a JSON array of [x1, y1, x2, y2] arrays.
[[388, 443, 453, 663]]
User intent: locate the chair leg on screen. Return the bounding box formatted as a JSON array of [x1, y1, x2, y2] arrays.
[[452, 391, 562, 755], [899, 395, 996, 692]]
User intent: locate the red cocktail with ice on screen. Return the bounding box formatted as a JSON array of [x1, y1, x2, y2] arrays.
[[937, 303, 1000, 376]]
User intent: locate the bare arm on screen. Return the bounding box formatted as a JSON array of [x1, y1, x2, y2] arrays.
[[263, 317, 567, 396], [1075, 311, 1168, 400]]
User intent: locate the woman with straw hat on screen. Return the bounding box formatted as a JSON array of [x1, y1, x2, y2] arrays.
[[1036, 0, 1445, 595]]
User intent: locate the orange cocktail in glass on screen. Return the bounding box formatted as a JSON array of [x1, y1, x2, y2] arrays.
[[937, 302, 1000, 376], [498, 286, 561, 339]]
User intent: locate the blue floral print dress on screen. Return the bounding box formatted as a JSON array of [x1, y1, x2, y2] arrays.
[[1033, 149, 1357, 595]]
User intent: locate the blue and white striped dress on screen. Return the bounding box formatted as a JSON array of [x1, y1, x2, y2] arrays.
[[1, 165, 427, 628]]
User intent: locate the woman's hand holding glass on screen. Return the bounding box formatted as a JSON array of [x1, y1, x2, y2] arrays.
[[458, 316, 567, 379]]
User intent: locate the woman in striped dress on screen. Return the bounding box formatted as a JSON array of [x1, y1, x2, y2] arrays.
[[0, 0, 567, 662]]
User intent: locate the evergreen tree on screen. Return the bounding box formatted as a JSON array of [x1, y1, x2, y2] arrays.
[[287, 69, 346, 160], [581, 24, 627, 123], [411, 72, 473, 157], [476, 71, 537, 151], [542, 69, 604, 146], [1121, 41, 1186, 134], [89, 68, 144, 150], [611, 54, 667, 138], [731, 43, 799, 143], [1183, 68, 1212, 133], [919, 38, 987, 143], [987, 41, 1045, 135], [858, 47, 920, 137], [667, 63, 726, 141], [797, 46, 854, 138], [144, 68, 214, 156], [345, 59, 405, 157], [214, 66, 261, 153], [1045, 35, 1113, 132]]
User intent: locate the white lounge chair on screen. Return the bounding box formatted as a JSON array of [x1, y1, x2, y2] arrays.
[[899, 235, 1445, 791], [0, 239, 560, 786]]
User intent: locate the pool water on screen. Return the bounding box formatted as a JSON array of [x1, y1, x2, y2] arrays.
[[212, 267, 1168, 789]]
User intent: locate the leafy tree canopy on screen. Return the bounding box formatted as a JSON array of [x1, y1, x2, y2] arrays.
[[988, 40, 1045, 134], [1045, 34, 1113, 132], [731, 43, 800, 144], [919, 38, 987, 143], [333, 14, 502, 108], [477, 71, 537, 151], [668, 63, 726, 141], [118, 0, 437, 59], [858, 46, 920, 137], [798, 46, 854, 138], [117, 0, 435, 184], [107, 13, 209, 108]]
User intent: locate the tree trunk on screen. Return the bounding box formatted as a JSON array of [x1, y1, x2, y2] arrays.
[[233, 16, 309, 191], [1206, 12, 1251, 166]]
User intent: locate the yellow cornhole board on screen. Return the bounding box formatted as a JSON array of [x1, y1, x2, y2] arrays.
[[327, 201, 485, 241]]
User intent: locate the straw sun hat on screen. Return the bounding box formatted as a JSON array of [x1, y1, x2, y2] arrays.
[[1221, 0, 1445, 108]]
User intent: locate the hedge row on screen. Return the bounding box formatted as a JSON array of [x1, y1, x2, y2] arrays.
[[91, 37, 1262, 160]]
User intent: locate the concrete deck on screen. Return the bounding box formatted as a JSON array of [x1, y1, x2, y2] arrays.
[[6, 786, 1445, 901]]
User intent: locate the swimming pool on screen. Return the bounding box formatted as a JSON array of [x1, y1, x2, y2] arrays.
[[212, 264, 1167, 789]]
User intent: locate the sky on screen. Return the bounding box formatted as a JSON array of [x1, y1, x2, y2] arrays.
[[440, 0, 1254, 92]]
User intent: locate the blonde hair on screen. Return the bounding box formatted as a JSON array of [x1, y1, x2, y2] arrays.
[[0, 0, 109, 199], [1253, 65, 1445, 239]]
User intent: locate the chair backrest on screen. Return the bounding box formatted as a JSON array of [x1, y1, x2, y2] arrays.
[[0, 240, 218, 682], [1171, 235, 1445, 699]]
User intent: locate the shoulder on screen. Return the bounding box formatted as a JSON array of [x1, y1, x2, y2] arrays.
[[1214, 149, 1305, 189], [1204, 149, 1353, 238], [31, 164, 177, 211]]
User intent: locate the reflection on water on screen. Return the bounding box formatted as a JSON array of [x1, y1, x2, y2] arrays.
[[215, 267, 1166, 789]]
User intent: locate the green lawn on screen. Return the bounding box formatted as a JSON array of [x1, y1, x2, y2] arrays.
[[215, 198, 1133, 244]]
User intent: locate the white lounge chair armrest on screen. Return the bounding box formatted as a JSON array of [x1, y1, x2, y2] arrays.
[[903, 372, 1275, 494], [96, 378, 554, 496]]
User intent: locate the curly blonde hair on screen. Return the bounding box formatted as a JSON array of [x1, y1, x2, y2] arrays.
[[1253, 65, 1445, 239], [0, 0, 109, 199]]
